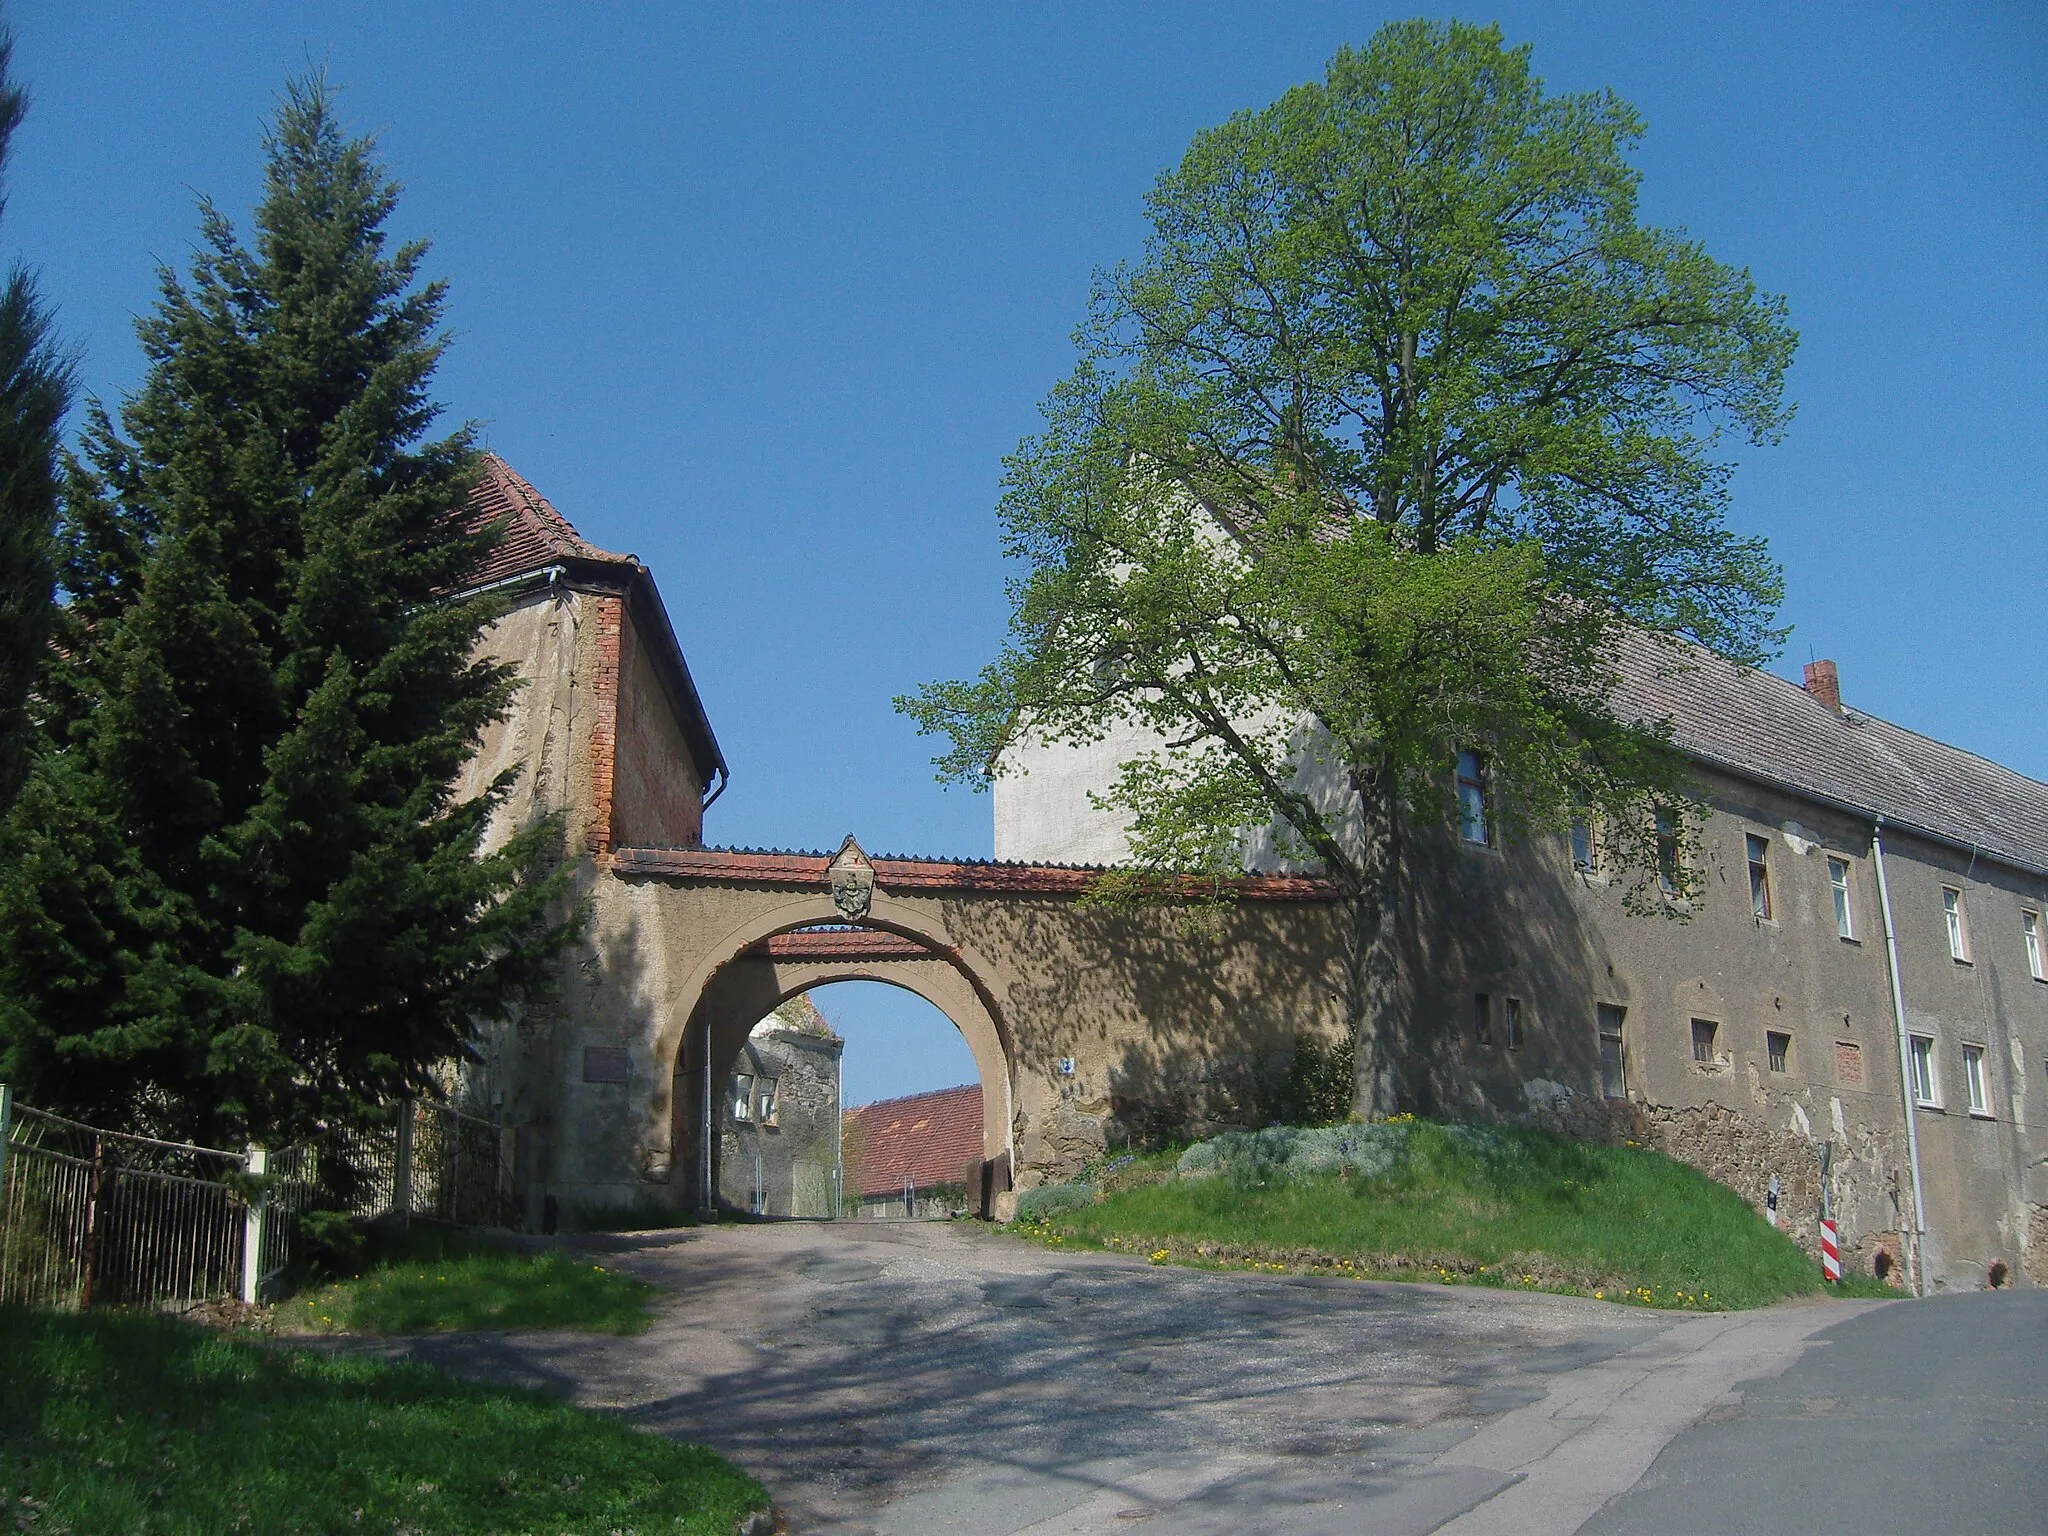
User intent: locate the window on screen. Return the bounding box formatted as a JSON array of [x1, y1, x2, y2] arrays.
[[1828, 857, 1854, 940], [756, 1078, 779, 1127], [1474, 993, 1493, 1045], [1504, 997, 1525, 1051], [1597, 1004, 1627, 1098], [2026, 912, 2044, 981], [1457, 751, 1489, 845], [1961, 1045, 1990, 1116], [1655, 811, 1681, 896], [1570, 817, 1595, 871], [1747, 834, 1773, 920], [1691, 1018, 1718, 1064], [1766, 1031, 1791, 1074], [730, 1073, 755, 1122], [1943, 887, 1970, 961], [1909, 1035, 1938, 1106]]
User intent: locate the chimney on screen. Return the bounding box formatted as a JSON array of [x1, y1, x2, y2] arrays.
[[1803, 658, 1841, 714]]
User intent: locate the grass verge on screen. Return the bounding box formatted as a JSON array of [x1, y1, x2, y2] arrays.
[[1013, 1120, 1897, 1310], [274, 1225, 660, 1336], [0, 1307, 765, 1535]]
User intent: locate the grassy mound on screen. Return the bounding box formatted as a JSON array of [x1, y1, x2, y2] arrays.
[[1013, 1118, 1886, 1310], [275, 1226, 660, 1336], [0, 1307, 765, 1535]]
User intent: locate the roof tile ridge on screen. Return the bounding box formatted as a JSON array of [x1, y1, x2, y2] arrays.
[[481, 452, 635, 567], [845, 1083, 982, 1115]]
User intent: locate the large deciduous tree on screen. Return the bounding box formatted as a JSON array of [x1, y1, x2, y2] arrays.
[[901, 22, 1796, 1117], [0, 21, 71, 814], [0, 76, 566, 1145]]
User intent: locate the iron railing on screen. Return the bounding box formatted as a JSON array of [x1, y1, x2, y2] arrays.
[[0, 1085, 516, 1311]]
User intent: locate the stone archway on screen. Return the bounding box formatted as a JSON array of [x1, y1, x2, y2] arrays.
[[673, 922, 1016, 1217]]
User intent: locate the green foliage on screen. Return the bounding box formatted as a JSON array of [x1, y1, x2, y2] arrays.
[[1021, 1119, 1835, 1311], [0, 1306, 765, 1534], [274, 1225, 659, 1336], [900, 21, 1794, 1109], [1014, 1182, 1099, 1222], [0, 26, 71, 815], [1278, 1033, 1356, 1126], [0, 76, 571, 1144]]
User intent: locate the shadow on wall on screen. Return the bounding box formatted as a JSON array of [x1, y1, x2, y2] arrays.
[[940, 892, 1347, 1157]]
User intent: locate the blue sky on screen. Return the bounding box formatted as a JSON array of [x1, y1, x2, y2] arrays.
[[9, 2, 2042, 1102]]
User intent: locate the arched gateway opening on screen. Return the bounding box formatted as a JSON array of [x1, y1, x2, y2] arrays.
[[671, 918, 1016, 1219]]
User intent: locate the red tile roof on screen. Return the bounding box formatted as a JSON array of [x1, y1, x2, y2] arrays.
[[612, 845, 1338, 900], [755, 928, 934, 961], [843, 1083, 984, 1198], [456, 452, 639, 591]]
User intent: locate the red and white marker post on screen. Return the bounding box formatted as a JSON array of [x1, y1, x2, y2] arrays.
[[1818, 1141, 1841, 1283]]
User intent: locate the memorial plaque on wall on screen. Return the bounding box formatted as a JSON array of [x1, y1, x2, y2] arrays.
[[583, 1046, 631, 1085]]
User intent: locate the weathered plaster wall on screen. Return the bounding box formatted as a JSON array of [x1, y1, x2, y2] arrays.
[[455, 586, 598, 853], [611, 604, 704, 849]]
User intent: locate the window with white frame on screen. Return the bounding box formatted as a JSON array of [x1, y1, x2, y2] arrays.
[[756, 1078, 780, 1126], [1570, 817, 1595, 871], [1457, 752, 1489, 845], [1691, 1018, 1718, 1064], [730, 1072, 755, 1122], [1766, 1030, 1791, 1074], [1943, 887, 1970, 961], [1655, 811, 1681, 896], [1961, 1045, 1990, 1116], [1828, 857, 1854, 940], [1908, 1035, 1939, 1106], [1745, 834, 1772, 920], [2025, 911, 2045, 981]]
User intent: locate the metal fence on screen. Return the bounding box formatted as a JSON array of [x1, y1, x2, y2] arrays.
[[0, 1085, 515, 1312]]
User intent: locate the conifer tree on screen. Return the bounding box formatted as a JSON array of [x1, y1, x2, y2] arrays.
[[0, 76, 565, 1144], [0, 22, 71, 813]]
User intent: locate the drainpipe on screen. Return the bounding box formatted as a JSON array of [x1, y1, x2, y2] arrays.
[[700, 1034, 715, 1216], [1871, 818, 1930, 1297]]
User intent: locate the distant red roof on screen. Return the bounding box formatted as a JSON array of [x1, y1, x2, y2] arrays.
[[457, 452, 640, 591], [843, 1084, 983, 1198]]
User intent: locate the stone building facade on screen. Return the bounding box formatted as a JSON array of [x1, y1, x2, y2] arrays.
[[996, 636, 2048, 1294], [716, 995, 843, 1218]]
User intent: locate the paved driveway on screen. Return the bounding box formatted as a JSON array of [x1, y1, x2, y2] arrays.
[[379, 1220, 1881, 1534]]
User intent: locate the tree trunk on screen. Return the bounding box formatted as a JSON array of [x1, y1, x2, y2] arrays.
[[1346, 772, 1403, 1119]]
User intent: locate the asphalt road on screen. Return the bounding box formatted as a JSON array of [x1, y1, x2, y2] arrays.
[[1582, 1289, 2048, 1536], [361, 1220, 1895, 1534]]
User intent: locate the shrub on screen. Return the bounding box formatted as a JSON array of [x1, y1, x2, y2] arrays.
[[1014, 1183, 1098, 1222]]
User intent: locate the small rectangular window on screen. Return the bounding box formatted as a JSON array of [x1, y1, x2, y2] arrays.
[[1747, 834, 1773, 921], [1909, 1035, 1938, 1106], [1457, 751, 1489, 845], [1691, 1018, 1718, 1064], [1961, 1045, 1990, 1116], [1570, 818, 1595, 871], [2025, 912, 2044, 981], [1504, 997, 1525, 1051], [1474, 993, 1492, 1045], [731, 1073, 755, 1122], [757, 1078, 780, 1126], [1766, 1031, 1791, 1074], [1655, 811, 1680, 896], [1597, 1004, 1626, 1098], [1943, 887, 1970, 961], [1828, 857, 1854, 940]]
